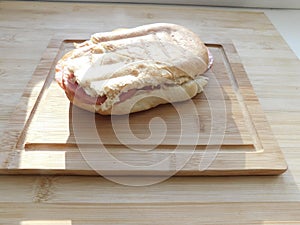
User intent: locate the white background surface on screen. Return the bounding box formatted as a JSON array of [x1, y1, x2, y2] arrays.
[[57, 0, 300, 9], [265, 10, 300, 59]]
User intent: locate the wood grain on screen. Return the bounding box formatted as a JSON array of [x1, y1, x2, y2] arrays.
[[0, 1, 300, 224], [2, 202, 300, 225]]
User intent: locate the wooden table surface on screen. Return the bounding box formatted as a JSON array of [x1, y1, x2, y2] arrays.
[[1, 1, 300, 224]]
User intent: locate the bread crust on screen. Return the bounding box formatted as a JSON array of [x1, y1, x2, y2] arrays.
[[90, 23, 209, 72], [55, 23, 210, 115]]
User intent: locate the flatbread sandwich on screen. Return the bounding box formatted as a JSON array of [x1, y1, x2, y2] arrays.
[[55, 23, 212, 115]]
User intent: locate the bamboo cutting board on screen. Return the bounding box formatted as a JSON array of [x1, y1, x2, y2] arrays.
[[0, 36, 287, 176]]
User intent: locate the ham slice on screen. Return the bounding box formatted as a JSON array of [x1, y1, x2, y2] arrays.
[[59, 71, 161, 106]]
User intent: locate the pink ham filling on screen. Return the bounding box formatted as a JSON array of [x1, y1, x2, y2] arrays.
[[64, 80, 107, 105], [62, 73, 159, 105]]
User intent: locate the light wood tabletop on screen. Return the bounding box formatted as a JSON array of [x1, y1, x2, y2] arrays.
[[1, 1, 300, 224]]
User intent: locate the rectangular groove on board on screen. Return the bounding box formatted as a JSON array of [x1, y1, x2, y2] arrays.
[[24, 143, 256, 153], [17, 41, 259, 154], [15, 41, 68, 150], [210, 43, 263, 152]]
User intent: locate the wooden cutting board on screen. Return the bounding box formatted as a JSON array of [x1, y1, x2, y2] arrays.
[[0, 36, 287, 176]]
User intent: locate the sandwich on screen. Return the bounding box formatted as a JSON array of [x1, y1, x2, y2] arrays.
[[55, 23, 212, 115]]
